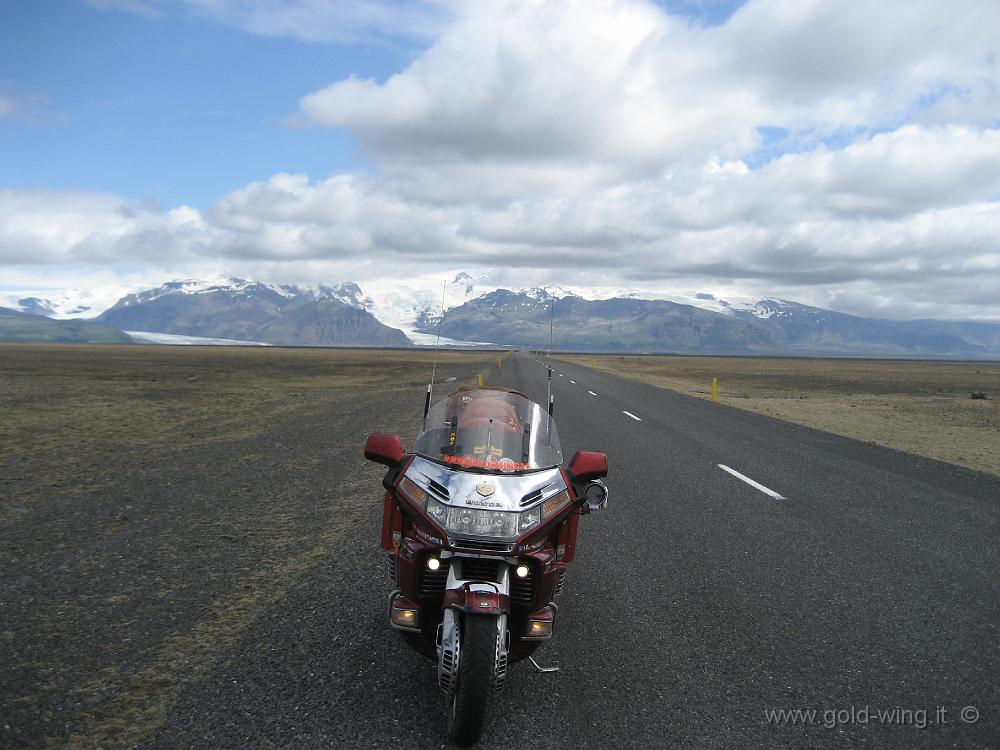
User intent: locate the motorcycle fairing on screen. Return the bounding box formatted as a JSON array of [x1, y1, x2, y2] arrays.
[[406, 455, 566, 513]]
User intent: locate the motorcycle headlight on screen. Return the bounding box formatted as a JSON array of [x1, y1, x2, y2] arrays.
[[425, 496, 449, 526], [401, 476, 569, 541], [518, 506, 541, 534], [445, 506, 519, 538]]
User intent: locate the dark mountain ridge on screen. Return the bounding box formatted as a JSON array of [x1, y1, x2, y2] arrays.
[[415, 290, 1000, 358], [97, 279, 411, 348], [0, 307, 132, 344]]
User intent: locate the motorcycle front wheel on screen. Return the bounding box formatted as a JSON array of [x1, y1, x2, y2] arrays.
[[447, 614, 502, 746]]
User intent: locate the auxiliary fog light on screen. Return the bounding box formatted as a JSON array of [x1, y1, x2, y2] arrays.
[[527, 620, 553, 638], [524, 605, 555, 639], [515, 564, 530, 578], [390, 605, 419, 629], [427, 557, 441, 571]]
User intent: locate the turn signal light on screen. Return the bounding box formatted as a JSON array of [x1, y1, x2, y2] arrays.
[[541, 490, 571, 520], [398, 476, 428, 505]]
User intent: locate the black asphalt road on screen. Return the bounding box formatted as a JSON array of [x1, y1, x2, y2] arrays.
[[155, 351, 998, 749]]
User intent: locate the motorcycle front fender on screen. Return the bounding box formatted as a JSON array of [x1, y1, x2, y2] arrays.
[[443, 581, 511, 615]]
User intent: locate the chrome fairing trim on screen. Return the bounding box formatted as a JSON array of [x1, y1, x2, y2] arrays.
[[405, 455, 566, 513], [437, 609, 460, 695]]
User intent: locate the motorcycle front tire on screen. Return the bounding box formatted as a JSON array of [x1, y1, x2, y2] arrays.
[[447, 614, 501, 746]]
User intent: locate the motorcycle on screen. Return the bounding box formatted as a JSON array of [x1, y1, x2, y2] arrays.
[[364, 385, 608, 745]]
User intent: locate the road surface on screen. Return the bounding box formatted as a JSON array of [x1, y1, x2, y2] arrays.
[[138, 351, 999, 747]]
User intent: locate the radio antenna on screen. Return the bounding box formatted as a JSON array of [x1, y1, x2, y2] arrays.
[[546, 289, 555, 418], [425, 279, 447, 426]]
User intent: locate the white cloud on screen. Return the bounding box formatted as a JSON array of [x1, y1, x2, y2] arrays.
[[7, 122, 998, 319], [83, 0, 161, 16], [0, 189, 213, 265], [721, 0, 999, 99], [0, 84, 51, 124], [298, 0, 1000, 170], [86, 0, 448, 43], [299, 0, 761, 171], [9, 0, 1000, 320]]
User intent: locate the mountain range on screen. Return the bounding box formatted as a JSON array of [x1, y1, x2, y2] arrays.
[[414, 289, 1000, 357], [3, 275, 1000, 358], [95, 279, 411, 348]]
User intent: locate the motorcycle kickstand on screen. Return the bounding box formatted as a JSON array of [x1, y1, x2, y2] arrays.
[[528, 656, 560, 674]]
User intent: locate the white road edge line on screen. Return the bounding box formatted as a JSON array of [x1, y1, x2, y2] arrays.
[[717, 464, 785, 500], [569, 380, 576, 384], [588, 390, 598, 396], [622, 410, 642, 421]]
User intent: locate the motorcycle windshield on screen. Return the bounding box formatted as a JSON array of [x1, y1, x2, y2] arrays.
[[414, 388, 563, 473]]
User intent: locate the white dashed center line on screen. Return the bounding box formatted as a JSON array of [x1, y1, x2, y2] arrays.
[[569, 380, 576, 384], [588, 390, 597, 396], [622, 411, 642, 421], [717, 464, 785, 500]]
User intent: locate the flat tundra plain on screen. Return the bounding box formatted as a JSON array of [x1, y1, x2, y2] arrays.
[[0, 344, 496, 748], [1, 344, 998, 747]]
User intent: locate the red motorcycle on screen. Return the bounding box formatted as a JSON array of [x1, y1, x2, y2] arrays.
[[364, 386, 608, 745]]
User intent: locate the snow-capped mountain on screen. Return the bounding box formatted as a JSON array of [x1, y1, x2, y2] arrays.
[[6, 273, 1000, 356], [0, 277, 374, 321], [0, 272, 814, 333], [412, 287, 1000, 357], [97, 278, 411, 348], [110, 277, 372, 309], [353, 271, 763, 342], [0, 286, 138, 320]]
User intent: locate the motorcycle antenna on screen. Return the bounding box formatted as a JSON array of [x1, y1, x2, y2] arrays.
[[425, 279, 447, 427], [546, 289, 555, 419]]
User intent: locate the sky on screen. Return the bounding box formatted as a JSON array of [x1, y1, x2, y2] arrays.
[[1, 0, 999, 321]]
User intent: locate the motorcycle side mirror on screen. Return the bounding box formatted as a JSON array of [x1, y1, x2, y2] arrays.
[[568, 450, 608, 482], [580, 480, 609, 514], [364, 434, 404, 467]]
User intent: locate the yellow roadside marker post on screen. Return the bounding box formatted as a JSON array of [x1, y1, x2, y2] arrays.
[[498, 357, 502, 369], [712, 377, 718, 401], [479, 373, 484, 387]]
